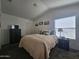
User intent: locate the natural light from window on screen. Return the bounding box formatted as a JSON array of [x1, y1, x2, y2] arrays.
[[55, 16, 76, 40]]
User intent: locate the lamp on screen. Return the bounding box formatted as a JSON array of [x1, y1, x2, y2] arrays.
[[58, 28, 63, 38]]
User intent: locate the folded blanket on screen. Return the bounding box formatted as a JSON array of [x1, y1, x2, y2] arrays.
[[19, 34, 57, 59]]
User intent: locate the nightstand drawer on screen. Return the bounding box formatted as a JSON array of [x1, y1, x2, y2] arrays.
[[58, 39, 69, 50]]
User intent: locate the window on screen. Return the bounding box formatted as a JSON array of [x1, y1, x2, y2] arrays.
[[55, 16, 76, 39]]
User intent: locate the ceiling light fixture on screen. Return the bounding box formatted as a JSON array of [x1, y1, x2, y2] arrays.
[[33, 3, 37, 7], [8, 0, 12, 2]]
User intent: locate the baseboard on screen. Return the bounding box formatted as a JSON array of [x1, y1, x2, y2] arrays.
[[70, 48, 79, 52]]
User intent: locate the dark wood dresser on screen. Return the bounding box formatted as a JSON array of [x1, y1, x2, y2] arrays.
[[9, 29, 21, 44]]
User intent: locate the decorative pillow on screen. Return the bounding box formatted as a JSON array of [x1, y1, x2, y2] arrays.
[[39, 31, 49, 35]]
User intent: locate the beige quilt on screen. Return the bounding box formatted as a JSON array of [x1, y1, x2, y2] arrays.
[[19, 34, 58, 59]]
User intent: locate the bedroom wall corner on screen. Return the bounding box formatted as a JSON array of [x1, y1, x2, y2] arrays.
[[1, 13, 34, 45]]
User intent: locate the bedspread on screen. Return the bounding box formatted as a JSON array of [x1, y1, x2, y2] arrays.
[[19, 34, 57, 59]]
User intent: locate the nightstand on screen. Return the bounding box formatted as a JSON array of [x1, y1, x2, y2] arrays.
[[58, 38, 69, 50]]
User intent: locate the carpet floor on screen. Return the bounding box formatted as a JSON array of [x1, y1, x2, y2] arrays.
[[0, 44, 79, 59]]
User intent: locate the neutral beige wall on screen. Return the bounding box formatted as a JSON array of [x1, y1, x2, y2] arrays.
[[33, 18, 49, 34], [1, 13, 33, 45], [33, 11, 55, 34], [33, 16, 55, 35]]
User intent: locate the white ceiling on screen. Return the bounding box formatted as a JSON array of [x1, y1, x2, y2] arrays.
[[1, 0, 79, 19], [41, 0, 79, 8]]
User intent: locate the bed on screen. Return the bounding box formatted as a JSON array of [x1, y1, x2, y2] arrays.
[[19, 34, 58, 59]]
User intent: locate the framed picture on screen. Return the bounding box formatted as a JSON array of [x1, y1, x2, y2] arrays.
[[44, 21, 49, 25], [39, 22, 43, 25], [35, 23, 38, 26]]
